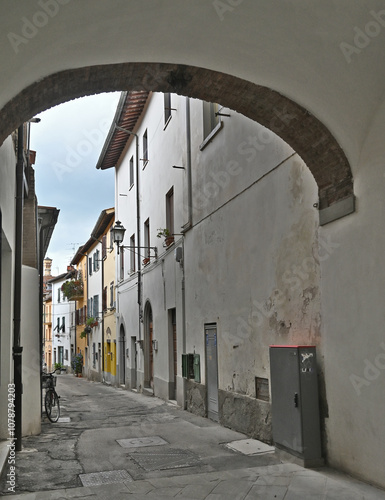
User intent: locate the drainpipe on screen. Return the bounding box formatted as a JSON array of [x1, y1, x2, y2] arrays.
[[180, 97, 193, 408], [13, 125, 25, 452]]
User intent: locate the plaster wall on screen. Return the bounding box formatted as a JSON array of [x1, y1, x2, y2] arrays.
[[319, 100, 385, 488], [1, 1, 385, 171], [20, 265, 41, 436], [51, 279, 75, 369], [0, 137, 16, 439]]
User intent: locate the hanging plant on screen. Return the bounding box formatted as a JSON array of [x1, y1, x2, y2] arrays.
[[86, 317, 98, 328], [61, 279, 83, 300]]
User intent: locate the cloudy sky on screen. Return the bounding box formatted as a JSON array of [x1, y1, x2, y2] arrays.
[[31, 92, 121, 275]]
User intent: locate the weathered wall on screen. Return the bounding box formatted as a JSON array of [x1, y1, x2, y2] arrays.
[[0, 137, 16, 439], [21, 265, 41, 436]]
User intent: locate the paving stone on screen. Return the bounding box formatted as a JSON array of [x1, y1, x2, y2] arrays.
[[244, 484, 288, 499]]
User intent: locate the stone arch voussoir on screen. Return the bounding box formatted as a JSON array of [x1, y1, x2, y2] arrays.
[[0, 62, 353, 216]]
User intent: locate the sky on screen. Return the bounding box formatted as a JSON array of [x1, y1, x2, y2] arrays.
[[31, 92, 121, 275]]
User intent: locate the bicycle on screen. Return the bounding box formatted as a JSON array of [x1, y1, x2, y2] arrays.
[[41, 371, 60, 422]]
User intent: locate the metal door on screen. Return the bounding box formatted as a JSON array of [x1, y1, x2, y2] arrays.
[[270, 346, 303, 453], [205, 324, 219, 422]]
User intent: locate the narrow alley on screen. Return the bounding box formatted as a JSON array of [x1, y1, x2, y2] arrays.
[[1, 374, 384, 499]]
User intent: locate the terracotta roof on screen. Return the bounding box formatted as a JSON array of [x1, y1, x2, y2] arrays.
[[96, 91, 149, 170]]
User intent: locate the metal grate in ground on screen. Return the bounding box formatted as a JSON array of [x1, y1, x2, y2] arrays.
[[117, 436, 168, 448], [128, 447, 201, 472], [79, 469, 133, 487]]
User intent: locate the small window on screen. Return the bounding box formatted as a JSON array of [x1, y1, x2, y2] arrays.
[[88, 257, 92, 276], [102, 235, 107, 259], [144, 219, 150, 259], [130, 234, 135, 272], [164, 93, 172, 126], [129, 156, 134, 187], [166, 187, 174, 237], [110, 282, 114, 308], [142, 129, 148, 167], [255, 377, 270, 402], [119, 248, 124, 281], [102, 286, 107, 312], [57, 287, 61, 302], [200, 101, 223, 150], [93, 295, 99, 319], [61, 316, 65, 333]]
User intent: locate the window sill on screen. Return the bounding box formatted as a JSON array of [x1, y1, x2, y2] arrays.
[[199, 121, 223, 151]]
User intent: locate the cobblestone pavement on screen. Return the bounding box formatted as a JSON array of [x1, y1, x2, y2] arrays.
[[1, 374, 385, 499]]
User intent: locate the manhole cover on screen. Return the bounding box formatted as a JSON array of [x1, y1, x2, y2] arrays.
[[57, 417, 71, 423], [117, 436, 168, 449], [226, 439, 275, 455], [79, 469, 132, 487], [129, 448, 201, 471]]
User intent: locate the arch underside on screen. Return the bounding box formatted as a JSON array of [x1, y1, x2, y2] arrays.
[[0, 62, 353, 214]]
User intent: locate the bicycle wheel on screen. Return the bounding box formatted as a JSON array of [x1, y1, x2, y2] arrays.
[[46, 390, 60, 422], [44, 389, 52, 417]]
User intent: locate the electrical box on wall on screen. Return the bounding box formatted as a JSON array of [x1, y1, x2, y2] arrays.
[[269, 345, 323, 467]]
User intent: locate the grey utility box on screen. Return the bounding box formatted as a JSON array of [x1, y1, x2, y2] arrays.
[[269, 345, 323, 467]]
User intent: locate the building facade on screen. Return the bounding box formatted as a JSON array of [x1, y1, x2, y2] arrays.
[[98, 91, 321, 446], [49, 272, 75, 371]]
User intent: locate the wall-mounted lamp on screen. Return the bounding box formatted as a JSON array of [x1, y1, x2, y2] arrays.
[[111, 220, 158, 259]]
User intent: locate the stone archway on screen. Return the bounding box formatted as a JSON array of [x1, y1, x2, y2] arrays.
[[0, 62, 353, 215]]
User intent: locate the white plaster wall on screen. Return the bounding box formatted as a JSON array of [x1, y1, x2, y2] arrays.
[[320, 98, 385, 488], [51, 278, 75, 370], [21, 265, 41, 436], [184, 104, 321, 395], [1, 2, 385, 169], [0, 136, 16, 439]]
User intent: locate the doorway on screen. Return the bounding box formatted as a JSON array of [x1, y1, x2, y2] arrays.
[[205, 323, 219, 422], [169, 308, 177, 400], [144, 301, 154, 388], [119, 324, 126, 385]]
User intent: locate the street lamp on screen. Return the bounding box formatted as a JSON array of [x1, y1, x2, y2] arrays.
[[111, 220, 126, 254], [111, 220, 158, 260]]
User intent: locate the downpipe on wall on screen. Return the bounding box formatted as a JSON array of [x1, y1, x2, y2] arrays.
[[13, 125, 24, 452]]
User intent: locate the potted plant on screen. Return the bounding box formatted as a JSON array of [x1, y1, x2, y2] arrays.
[[143, 257, 150, 265], [54, 362, 63, 373], [61, 278, 84, 300], [71, 353, 83, 376], [86, 317, 98, 328], [157, 228, 174, 247]]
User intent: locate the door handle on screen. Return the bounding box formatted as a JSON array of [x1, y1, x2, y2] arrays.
[[294, 392, 299, 408]]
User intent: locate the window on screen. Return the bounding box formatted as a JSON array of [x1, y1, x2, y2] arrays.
[[164, 93, 172, 125], [110, 282, 114, 308], [129, 156, 134, 187], [200, 101, 223, 150], [57, 287, 61, 302], [92, 342, 96, 368], [65, 349, 68, 361], [56, 317, 60, 333], [61, 316, 65, 333], [102, 286, 107, 312], [58, 346, 63, 365], [142, 129, 148, 167], [144, 219, 150, 259], [88, 257, 92, 276], [75, 309, 79, 326], [119, 247, 124, 281], [130, 234, 135, 272], [92, 249, 100, 272], [93, 294, 99, 319], [166, 187, 174, 238], [102, 235, 107, 259]]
